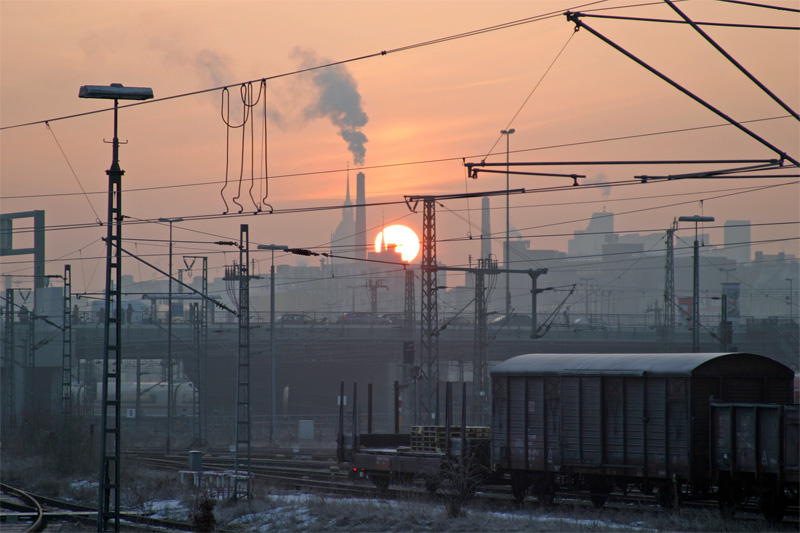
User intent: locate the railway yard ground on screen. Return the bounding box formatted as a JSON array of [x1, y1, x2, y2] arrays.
[[2, 446, 797, 532]]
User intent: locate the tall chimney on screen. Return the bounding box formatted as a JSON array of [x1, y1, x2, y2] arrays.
[[356, 171, 366, 260], [481, 196, 492, 261]]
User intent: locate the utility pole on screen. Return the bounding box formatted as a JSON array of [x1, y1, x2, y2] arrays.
[[404, 269, 415, 338], [366, 279, 388, 315], [80, 83, 153, 532], [405, 188, 524, 425], [664, 219, 677, 349], [679, 215, 715, 353], [158, 216, 183, 454], [2, 289, 15, 432], [234, 224, 251, 499], [501, 128, 515, 317], [473, 257, 494, 426], [420, 197, 439, 423], [60, 265, 73, 466], [183, 256, 208, 446]]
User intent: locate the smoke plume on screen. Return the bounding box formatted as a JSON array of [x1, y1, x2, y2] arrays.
[[585, 172, 612, 197], [293, 47, 369, 166]]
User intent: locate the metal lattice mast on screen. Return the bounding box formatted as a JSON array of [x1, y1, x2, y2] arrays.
[[60, 265, 73, 466], [234, 224, 251, 496], [200, 259, 208, 444], [664, 219, 677, 349], [183, 256, 208, 445], [404, 269, 415, 338], [473, 261, 489, 426], [99, 100, 124, 531], [2, 289, 15, 431], [25, 306, 34, 415], [191, 302, 201, 444], [420, 198, 439, 423]]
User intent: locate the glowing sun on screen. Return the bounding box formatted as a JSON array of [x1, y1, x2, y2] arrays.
[[375, 225, 420, 262]]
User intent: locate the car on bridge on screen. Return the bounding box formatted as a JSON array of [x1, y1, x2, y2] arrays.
[[338, 312, 391, 325], [572, 317, 608, 331], [279, 313, 326, 325], [489, 313, 532, 328]]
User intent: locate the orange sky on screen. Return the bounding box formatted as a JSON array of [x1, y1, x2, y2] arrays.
[[1, 0, 798, 293]]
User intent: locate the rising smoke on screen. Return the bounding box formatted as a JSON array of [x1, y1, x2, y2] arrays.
[[194, 49, 233, 88], [585, 172, 612, 197], [293, 47, 369, 166]]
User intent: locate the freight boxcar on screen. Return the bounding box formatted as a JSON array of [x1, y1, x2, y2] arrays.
[[710, 400, 799, 523], [490, 352, 794, 507]]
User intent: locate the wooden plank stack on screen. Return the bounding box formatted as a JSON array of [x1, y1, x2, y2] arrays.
[[410, 425, 490, 452]]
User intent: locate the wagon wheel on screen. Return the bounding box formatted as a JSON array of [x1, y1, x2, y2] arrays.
[[759, 486, 786, 525], [716, 475, 741, 518], [424, 476, 439, 495], [588, 478, 610, 509], [657, 481, 680, 510], [536, 479, 556, 506], [374, 475, 390, 494], [510, 473, 531, 504]]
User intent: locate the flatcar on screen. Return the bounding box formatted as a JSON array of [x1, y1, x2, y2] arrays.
[[72, 381, 196, 418], [489, 352, 794, 507]]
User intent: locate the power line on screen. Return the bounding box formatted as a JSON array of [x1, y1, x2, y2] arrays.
[[4, 115, 793, 201], [0, 1, 614, 132]]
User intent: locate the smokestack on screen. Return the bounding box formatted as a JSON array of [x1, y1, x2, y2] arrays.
[[356, 172, 366, 260], [481, 197, 491, 261]]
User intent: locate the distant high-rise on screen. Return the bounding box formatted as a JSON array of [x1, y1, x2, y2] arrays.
[[356, 171, 366, 260], [568, 209, 614, 257], [331, 172, 355, 256], [481, 197, 492, 261], [724, 220, 751, 265]]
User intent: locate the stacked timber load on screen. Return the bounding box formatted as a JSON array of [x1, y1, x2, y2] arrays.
[[410, 426, 490, 452]]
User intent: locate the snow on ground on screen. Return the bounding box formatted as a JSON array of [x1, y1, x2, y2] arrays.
[[224, 491, 658, 532], [143, 499, 189, 521]]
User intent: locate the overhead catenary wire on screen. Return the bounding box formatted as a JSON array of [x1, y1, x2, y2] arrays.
[[714, 0, 800, 13], [44, 121, 102, 223], [664, 0, 799, 121], [0, 0, 614, 133], [3, 114, 794, 201], [566, 12, 799, 166], [481, 29, 578, 161], [3, 177, 798, 243]]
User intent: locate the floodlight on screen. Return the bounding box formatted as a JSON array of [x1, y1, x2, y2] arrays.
[[79, 83, 153, 100], [678, 215, 715, 223]]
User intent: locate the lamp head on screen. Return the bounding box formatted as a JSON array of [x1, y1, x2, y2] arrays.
[[678, 215, 714, 223], [79, 83, 154, 101]]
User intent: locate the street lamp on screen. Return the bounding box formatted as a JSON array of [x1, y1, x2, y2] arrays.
[[158, 217, 183, 454], [257, 244, 288, 446], [80, 82, 153, 532], [787, 278, 794, 321], [678, 215, 714, 352], [501, 128, 515, 316]]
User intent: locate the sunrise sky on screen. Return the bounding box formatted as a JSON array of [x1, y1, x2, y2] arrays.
[[1, 0, 798, 294]]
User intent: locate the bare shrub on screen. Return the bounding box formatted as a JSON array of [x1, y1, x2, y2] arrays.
[[190, 494, 217, 532]]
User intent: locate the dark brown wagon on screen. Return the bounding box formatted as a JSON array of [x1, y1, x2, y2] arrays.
[[490, 352, 794, 508]]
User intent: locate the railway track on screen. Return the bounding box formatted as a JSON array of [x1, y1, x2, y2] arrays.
[[1, 483, 43, 532], [4, 452, 795, 531], [130, 451, 799, 527], [0, 482, 206, 532]]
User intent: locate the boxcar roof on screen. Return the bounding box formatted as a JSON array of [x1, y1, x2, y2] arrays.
[[490, 352, 792, 377]]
